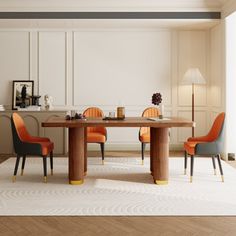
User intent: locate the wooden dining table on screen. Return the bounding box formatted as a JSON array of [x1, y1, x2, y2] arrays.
[[42, 117, 194, 185]]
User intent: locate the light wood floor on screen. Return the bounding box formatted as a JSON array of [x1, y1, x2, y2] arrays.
[[1, 151, 236, 236]]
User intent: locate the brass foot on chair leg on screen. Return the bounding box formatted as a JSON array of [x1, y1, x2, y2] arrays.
[[142, 160, 144, 165], [221, 175, 224, 182], [43, 176, 47, 183], [84, 171, 87, 176], [102, 160, 104, 165], [184, 169, 187, 175], [12, 176, 16, 183], [214, 169, 217, 175], [190, 176, 193, 183], [51, 169, 53, 176], [21, 169, 24, 176]]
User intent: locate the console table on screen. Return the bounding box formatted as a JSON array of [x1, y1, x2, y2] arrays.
[[42, 117, 194, 185]]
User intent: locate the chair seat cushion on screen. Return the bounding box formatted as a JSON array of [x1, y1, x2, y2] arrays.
[[184, 141, 205, 155], [37, 141, 54, 156], [87, 132, 106, 143], [140, 133, 150, 143]]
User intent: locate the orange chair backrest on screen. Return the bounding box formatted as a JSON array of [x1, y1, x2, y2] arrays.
[[139, 107, 160, 137], [83, 107, 106, 135], [12, 113, 31, 142], [206, 112, 225, 141]]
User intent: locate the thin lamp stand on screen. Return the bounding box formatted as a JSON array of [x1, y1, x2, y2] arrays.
[[192, 83, 195, 137]]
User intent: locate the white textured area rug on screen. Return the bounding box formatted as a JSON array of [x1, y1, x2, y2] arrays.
[[0, 157, 236, 216]]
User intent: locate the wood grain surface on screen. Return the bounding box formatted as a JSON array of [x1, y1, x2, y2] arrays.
[[42, 116, 194, 128]]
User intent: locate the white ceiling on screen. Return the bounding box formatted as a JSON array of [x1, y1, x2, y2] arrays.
[[0, 0, 232, 29], [0, 0, 230, 12]]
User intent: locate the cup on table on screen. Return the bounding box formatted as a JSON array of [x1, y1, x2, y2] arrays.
[[109, 111, 116, 118]]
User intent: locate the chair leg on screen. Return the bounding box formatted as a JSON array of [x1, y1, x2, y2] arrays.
[[50, 151, 53, 176], [141, 143, 146, 165], [184, 151, 187, 175], [212, 156, 216, 175], [216, 154, 224, 182], [100, 143, 105, 165], [13, 155, 21, 182], [43, 157, 47, 183], [190, 155, 194, 183], [21, 155, 26, 176]]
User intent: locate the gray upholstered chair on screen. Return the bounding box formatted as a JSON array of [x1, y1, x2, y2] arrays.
[[184, 112, 225, 183]]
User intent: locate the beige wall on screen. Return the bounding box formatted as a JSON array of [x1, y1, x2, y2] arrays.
[[0, 23, 224, 151]]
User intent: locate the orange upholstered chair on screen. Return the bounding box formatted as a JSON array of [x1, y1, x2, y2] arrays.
[[11, 113, 54, 183], [139, 107, 160, 165], [83, 107, 107, 164], [184, 112, 225, 183]]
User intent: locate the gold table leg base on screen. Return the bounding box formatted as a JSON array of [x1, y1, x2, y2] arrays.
[[43, 176, 47, 183], [154, 180, 168, 185], [12, 176, 16, 183], [221, 175, 224, 182], [69, 180, 84, 185]]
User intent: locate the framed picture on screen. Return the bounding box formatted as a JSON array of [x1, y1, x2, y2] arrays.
[[12, 80, 34, 110]]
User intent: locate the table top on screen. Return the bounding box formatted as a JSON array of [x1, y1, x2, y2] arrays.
[[42, 116, 195, 128]]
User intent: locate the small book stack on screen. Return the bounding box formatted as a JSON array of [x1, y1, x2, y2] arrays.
[[0, 104, 5, 111]]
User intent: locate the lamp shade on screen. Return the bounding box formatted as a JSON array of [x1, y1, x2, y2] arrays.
[[182, 68, 206, 85]]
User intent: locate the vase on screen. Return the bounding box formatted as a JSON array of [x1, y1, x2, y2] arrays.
[[159, 104, 164, 119]]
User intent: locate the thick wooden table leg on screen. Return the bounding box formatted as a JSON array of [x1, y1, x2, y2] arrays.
[[69, 127, 84, 185], [150, 128, 154, 175], [150, 127, 169, 185], [84, 128, 87, 176]]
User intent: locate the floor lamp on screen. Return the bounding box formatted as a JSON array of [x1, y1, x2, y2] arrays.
[[182, 68, 206, 137]]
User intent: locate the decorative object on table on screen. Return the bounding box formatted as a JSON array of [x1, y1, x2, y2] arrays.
[[12, 80, 34, 110], [109, 111, 116, 118], [117, 107, 125, 119], [151, 92, 163, 119], [75, 113, 86, 120], [30, 95, 41, 106], [181, 68, 206, 137], [65, 111, 86, 120], [44, 95, 53, 110], [65, 114, 71, 120], [103, 110, 125, 121], [71, 110, 76, 118]]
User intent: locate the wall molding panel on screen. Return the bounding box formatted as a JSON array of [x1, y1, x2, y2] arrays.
[[0, 31, 30, 106], [38, 31, 67, 106]]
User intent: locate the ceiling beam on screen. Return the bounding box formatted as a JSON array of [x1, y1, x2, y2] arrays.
[[0, 12, 221, 19]]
